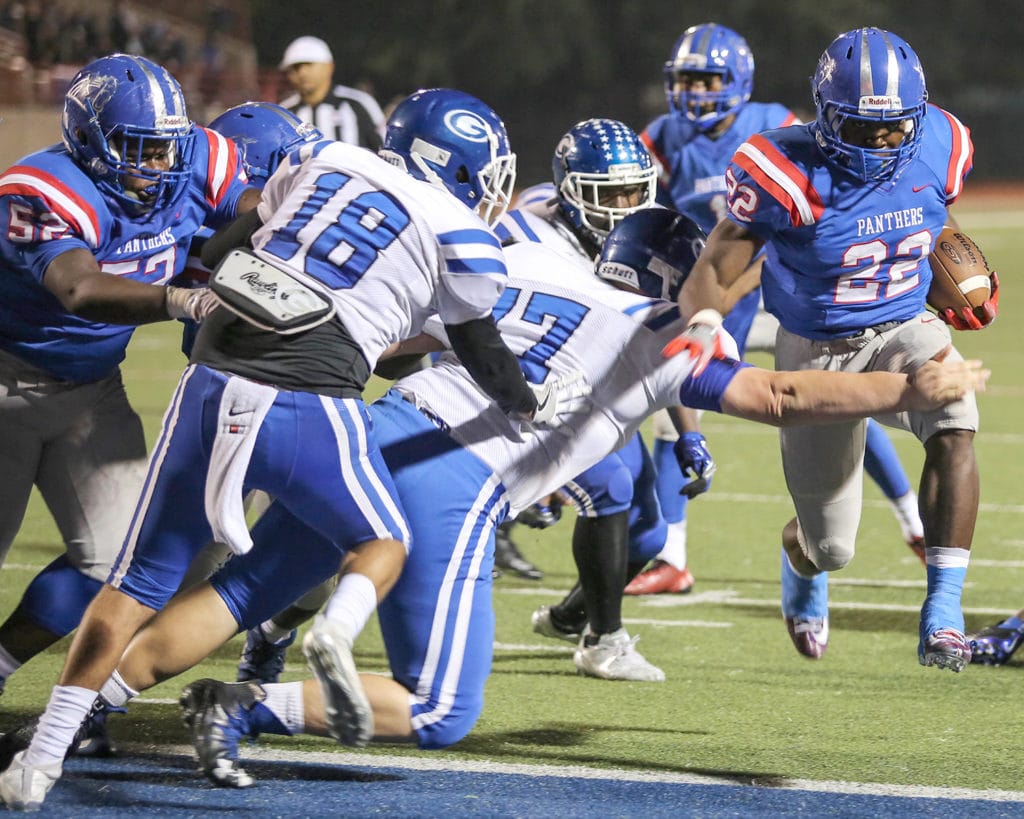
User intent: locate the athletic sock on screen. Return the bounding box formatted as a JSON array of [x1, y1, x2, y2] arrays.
[[889, 489, 924, 543], [99, 670, 139, 709], [256, 681, 305, 735], [322, 573, 377, 644], [654, 520, 688, 570], [921, 547, 970, 636], [23, 685, 97, 766]]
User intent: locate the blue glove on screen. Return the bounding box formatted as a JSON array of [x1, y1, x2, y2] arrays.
[[674, 431, 716, 498]]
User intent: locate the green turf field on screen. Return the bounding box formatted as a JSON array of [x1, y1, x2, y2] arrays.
[[3, 198, 1022, 794]]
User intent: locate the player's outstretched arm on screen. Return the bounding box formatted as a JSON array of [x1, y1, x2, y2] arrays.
[[719, 356, 989, 427], [44, 247, 193, 325]]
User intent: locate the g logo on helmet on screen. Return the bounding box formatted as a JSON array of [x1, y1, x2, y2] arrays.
[[443, 109, 493, 143]]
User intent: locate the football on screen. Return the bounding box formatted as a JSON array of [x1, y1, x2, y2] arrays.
[[926, 227, 994, 324]]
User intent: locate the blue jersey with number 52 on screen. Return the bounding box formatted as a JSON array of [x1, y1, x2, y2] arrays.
[[0, 128, 248, 381]]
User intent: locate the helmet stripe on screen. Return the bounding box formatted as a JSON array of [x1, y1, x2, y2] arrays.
[[881, 30, 900, 98], [132, 56, 169, 121]]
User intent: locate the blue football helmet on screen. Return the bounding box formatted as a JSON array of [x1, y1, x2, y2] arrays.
[[664, 23, 754, 131], [812, 27, 928, 183], [61, 53, 195, 212], [380, 88, 516, 226], [552, 118, 657, 245], [208, 102, 323, 188], [596, 208, 707, 302]]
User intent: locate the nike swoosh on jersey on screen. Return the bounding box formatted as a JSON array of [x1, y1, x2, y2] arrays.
[[912, 184, 930, 192]]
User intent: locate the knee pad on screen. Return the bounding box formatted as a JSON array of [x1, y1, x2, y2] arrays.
[[565, 456, 634, 516], [806, 537, 855, 573], [20, 554, 103, 636]]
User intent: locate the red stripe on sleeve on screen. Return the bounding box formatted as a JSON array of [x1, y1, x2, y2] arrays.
[[0, 165, 101, 242], [735, 135, 825, 226]]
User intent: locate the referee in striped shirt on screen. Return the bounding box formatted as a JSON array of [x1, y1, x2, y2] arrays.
[[278, 36, 386, 150]]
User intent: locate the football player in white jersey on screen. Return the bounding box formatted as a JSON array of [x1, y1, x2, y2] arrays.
[[0, 87, 553, 811], [496, 118, 688, 680], [113, 207, 978, 787]]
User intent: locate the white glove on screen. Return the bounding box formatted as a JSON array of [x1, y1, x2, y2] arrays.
[[524, 369, 591, 428], [165, 285, 221, 322]]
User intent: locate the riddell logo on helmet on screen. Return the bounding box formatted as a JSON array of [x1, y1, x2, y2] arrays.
[[858, 95, 903, 111]]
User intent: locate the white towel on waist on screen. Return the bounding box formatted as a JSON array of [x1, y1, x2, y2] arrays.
[[205, 375, 278, 555]]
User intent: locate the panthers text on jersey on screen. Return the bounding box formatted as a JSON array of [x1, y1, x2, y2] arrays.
[[724, 105, 973, 338], [641, 101, 798, 233], [0, 128, 248, 382]]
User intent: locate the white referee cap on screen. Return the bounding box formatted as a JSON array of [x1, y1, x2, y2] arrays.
[[279, 36, 334, 70]]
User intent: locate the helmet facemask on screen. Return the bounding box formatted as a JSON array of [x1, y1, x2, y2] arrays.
[[558, 164, 657, 240]]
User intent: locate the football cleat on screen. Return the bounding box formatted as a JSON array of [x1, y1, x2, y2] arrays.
[[236, 626, 297, 684], [918, 628, 972, 672], [0, 750, 61, 811], [494, 522, 544, 580], [906, 536, 926, 565], [302, 616, 374, 747], [179, 678, 263, 788], [75, 698, 124, 758], [967, 617, 1024, 666], [531, 605, 582, 644], [0, 698, 123, 772], [573, 628, 666, 682], [623, 560, 694, 595], [784, 616, 830, 659]]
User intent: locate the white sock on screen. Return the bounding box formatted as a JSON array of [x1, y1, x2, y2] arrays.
[[322, 573, 377, 644], [655, 520, 688, 570], [0, 643, 22, 682], [260, 619, 294, 645], [890, 489, 924, 542], [24, 685, 98, 767], [261, 681, 305, 734], [99, 670, 139, 708]]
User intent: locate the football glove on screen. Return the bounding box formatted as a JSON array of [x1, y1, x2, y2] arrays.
[[523, 369, 591, 427], [674, 431, 716, 498], [939, 272, 999, 331], [516, 497, 563, 529], [662, 309, 728, 375]]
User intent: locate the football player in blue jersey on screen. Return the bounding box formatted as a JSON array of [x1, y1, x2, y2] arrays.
[[0, 54, 256, 703], [48, 208, 983, 789], [0, 87, 554, 810], [672, 27, 996, 672], [630, 24, 929, 628]]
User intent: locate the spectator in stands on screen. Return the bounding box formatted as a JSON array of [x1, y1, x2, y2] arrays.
[[278, 35, 385, 150]]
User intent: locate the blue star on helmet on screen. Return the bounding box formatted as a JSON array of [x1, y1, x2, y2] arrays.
[[817, 53, 836, 86]]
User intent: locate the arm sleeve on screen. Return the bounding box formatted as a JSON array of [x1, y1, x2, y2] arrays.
[[200, 209, 264, 269], [445, 316, 538, 417], [677, 358, 752, 412]]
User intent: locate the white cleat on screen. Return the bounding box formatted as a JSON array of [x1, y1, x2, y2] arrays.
[[302, 616, 374, 747], [0, 751, 62, 812], [573, 628, 666, 682]]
